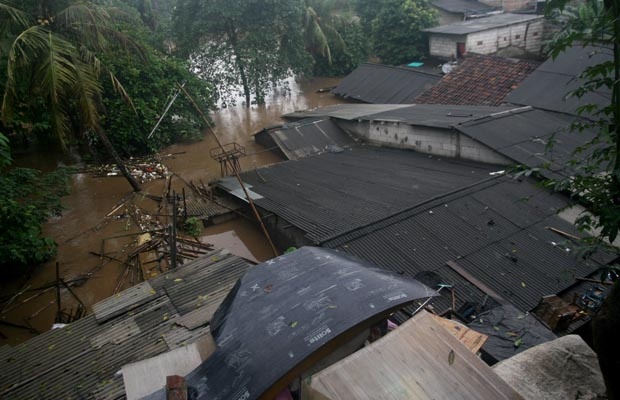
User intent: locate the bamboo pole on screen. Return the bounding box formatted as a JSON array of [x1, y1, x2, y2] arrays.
[[177, 83, 279, 257]]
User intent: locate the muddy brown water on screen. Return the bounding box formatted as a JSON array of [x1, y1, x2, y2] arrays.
[[0, 77, 345, 346]]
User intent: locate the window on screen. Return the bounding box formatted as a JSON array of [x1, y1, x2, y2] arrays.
[[533, 32, 539, 37], [515, 34, 521, 39], [477, 41, 483, 45]]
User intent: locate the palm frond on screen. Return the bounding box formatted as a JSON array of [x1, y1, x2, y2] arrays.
[[109, 71, 137, 114], [71, 57, 102, 133], [0, 2, 32, 31], [55, 3, 111, 52]]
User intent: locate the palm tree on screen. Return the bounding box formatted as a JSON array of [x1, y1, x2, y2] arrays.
[[303, 1, 346, 66], [0, 1, 142, 191]]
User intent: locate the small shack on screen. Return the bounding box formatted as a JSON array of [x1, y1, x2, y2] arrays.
[[431, 0, 500, 26], [425, 13, 544, 59]]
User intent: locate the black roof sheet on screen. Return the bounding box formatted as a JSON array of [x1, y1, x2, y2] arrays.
[[456, 107, 597, 179], [332, 63, 441, 104], [238, 145, 498, 244], [505, 46, 612, 117], [425, 13, 542, 35], [432, 0, 497, 13], [266, 118, 355, 160], [322, 177, 604, 313]]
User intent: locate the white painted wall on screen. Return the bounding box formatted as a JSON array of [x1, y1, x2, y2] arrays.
[[336, 119, 512, 165], [429, 18, 544, 57]]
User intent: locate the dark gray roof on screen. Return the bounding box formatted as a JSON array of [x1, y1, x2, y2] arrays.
[[0, 249, 252, 400], [456, 107, 597, 179], [425, 13, 543, 35], [362, 104, 515, 128], [284, 104, 411, 120], [259, 118, 355, 160], [505, 46, 612, 117], [284, 103, 518, 128], [235, 145, 498, 244], [331, 63, 441, 104], [432, 0, 498, 14], [323, 176, 604, 314]]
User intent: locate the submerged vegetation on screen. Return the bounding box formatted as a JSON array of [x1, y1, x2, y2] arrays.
[[0, 0, 437, 269]]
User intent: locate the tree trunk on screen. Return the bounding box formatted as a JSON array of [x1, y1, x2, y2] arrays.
[[227, 21, 251, 107], [96, 129, 141, 192], [593, 279, 620, 399]]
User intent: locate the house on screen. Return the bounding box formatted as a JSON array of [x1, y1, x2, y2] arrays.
[[424, 13, 544, 59], [479, 0, 536, 12], [330, 63, 441, 104], [431, 0, 500, 25], [416, 54, 540, 106]]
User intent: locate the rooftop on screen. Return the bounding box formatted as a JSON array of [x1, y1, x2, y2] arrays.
[[424, 13, 543, 35], [416, 54, 541, 106], [455, 107, 597, 180], [232, 145, 498, 244], [0, 249, 252, 400], [331, 63, 441, 104], [505, 45, 612, 117], [432, 0, 498, 13]]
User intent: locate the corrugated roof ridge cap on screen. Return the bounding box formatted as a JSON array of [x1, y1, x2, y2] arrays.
[[455, 105, 533, 128], [358, 62, 442, 77]]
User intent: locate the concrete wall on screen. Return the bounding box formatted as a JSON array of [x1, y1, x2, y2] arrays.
[[435, 9, 465, 26], [437, 18, 544, 57], [429, 34, 463, 59], [337, 119, 512, 165]]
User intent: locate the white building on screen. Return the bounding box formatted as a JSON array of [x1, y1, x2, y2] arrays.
[[424, 13, 544, 59]]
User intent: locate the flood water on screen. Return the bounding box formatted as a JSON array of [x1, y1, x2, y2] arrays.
[[0, 76, 344, 346]]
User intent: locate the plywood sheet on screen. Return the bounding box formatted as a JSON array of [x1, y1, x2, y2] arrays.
[[304, 311, 522, 400], [430, 314, 488, 353]]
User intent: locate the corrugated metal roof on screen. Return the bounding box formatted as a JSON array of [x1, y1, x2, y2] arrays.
[[184, 194, 240, 219], [360, 104, 516, 128], [456, 108, 598, 179], [283, 104, 411, 120], [505, 45, 612, 117], [0, 249, 252, 399], [432, 0, 497, 13], [235, 145, 497, 244], [425, 13, 542, 35], [320, 177, 604, 314], [331, 63, 441, 104], [267, 118, 355, 160]]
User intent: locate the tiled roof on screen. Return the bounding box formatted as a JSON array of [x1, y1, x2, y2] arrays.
[[416, 55, 540, 106]]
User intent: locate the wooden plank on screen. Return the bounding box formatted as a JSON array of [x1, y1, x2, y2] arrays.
[[429, 314, 488, 353], [446, 260, 509, 305], [304, 311, 522, 400]]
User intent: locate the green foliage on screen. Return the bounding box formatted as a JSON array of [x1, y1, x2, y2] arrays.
[[0, 166, 71, 270], [542, 0, 620, 248], [182, 217, 202, 237], [369, 0, 437, 65], [306, 2, 369, 76], [0, 132, 10, 168]]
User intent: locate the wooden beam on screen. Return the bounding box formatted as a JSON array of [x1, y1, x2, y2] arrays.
[[445, 260, 509, 305]]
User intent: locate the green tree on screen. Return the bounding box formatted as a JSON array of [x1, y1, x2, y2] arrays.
[[0, 0, 142, 191], [369, 0, 437, 65], [543, 0, 619, 397], [304, 0, 369, 76], [173, 0, 310, 107]]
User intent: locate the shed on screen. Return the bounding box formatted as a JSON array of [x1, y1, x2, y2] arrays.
[[424, 13, 544, 59]]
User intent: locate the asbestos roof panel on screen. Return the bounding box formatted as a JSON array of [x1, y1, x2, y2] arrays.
[[0, 250, 251, 400], [283, 104, 411, 120], [505, 45, 612, 117], [432, 0, 497, 13], [360, 104, 516, 128], [331, 63, 441, 104], [237, 145, 496, 244], [416, 55, 540, 106], [462, 108, 582, 177], [425, 13, 543, 35], [271, 118, 355, 160], [92, 281, 157, 323]]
